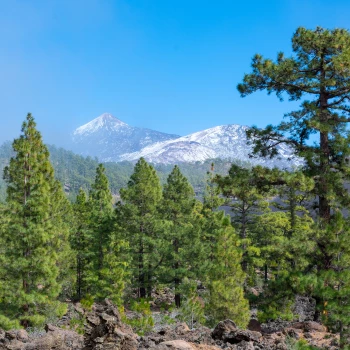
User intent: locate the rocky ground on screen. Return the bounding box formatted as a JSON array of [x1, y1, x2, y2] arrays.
[[0, 299, 341, 350]]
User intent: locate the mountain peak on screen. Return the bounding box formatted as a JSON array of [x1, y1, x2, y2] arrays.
[[73, 113, 128, 136], [95, 112, 127, 126]]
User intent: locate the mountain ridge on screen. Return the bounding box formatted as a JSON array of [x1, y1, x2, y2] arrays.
[[70, 113, 180, 161], [71, 113, 302, 168]]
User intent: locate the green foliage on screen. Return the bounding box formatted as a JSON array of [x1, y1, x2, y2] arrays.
[[0, 315, 20, 331], [238, 26, 350, 341], [238, 26, 350, 220], [84, 164, 128, 304], [69, 316, 85, 334], [295, 213, 350, 341], [80, 294, 94, 310], [0, 114, 70, 328], [215, 164, 272, 274], [286, 337, 320, 350], [98, 232, 129, 307], [161, 165, 203, 307], [177, 279, 205, 329], [204, 212, 249, 328], [257, 299, 295, 324], [71, 188, 90, 300], [125, 299, 154, 335], [159, 314, 176, 326], [0, 141, 251, 204], [117, 158, 163, 298]]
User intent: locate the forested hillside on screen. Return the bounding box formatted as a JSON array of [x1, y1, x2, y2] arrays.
[[0, 141, 250, 202]]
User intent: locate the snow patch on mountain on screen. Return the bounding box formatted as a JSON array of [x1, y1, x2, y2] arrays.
[[70, 114, 302, 168], [73, 113, 128, 137], [70, 113, 180, 160], [120, 124, 303, 168]]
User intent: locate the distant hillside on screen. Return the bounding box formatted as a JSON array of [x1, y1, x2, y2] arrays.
[[0, 142, 249, 202]]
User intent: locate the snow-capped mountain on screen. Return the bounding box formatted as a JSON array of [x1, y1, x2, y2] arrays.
[[120, 124, 303, 168], [71, 113, 180, 161], [71, 114, 302, 168]]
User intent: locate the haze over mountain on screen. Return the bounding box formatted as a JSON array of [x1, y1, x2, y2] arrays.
[[71, 113, 302, 168]]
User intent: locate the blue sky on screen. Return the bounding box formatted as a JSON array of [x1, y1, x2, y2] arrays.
[[1, 0, 350, 145]]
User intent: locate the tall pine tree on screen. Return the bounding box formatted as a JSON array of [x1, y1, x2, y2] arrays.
[[238, 27, 350, 341], [0, 113, 70, 328], [215, 164, 271, 273], [238, 26, 350, 223], [116, 158, 163, 298], [71, 188, 89, 300], [161, 165, 200, 307], [86, 164, 127, 303], [206, 212, 250, 328], [202, 167, 249, 327]]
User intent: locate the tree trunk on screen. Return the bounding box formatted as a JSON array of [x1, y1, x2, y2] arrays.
[[77, 254, 81, 300], [139, 237, 146, 298], [319, 131, 331, 222], [319, 57, 331, 223], [175, 284, 181, 308], [241, 206, 248, 272], [174, 238, 181, 307], [21, 279, 29, 328], [147, 266, 152, 298], [339, 320, 345, 349]]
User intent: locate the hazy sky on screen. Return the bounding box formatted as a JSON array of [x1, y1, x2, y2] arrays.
[[1, 0, 350, 145]]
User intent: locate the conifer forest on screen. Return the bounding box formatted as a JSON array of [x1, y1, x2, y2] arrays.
[[2, 27, 350, 349]]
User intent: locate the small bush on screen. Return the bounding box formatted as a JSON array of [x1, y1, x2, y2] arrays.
[[69, 317, 85, 334], [80, 294, 94, 311], [0, 315, 20, 330], [124, 299, 154, 335]]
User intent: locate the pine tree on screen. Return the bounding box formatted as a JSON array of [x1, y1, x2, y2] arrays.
[[238, 27, 350, 339], [178, 279, 205, 329], [238, 26, 350, 224], [206, 213, 250, 328], [201, 164, 225, 264], [71, 188, 89, 300], [215, 164, 271, 273], [0, 113, 70, 328], [161, 165, 200, 307], [89, 163, 114, 275], [98, 230, 129, 307], [117, 158, 163, 298], [86, 164, 127, 303], [50, 177, 74, 300]]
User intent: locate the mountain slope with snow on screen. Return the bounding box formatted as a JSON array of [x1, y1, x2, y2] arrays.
[[120, 124, 303, 168], [71, 114, 302, 168], [71, 113, 180, 161]]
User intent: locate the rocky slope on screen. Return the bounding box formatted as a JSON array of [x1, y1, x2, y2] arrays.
[[0, 300, 340, 350]]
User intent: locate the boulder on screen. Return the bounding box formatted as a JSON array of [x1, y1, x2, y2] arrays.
[[83, 299, 138, 350], [292, 296, 316, 322], [211, 320, 237, 340], [235, 341, 255, 350], [174, 323, 190, 335], [303, 321, 327, 333], [158, 340, 195, 350], [247, 319, 261, 333], [0, 325, 83, 350], [140, 323, 214, 349], [223, 330, 261, 344], [155, 341, 221, 350]]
